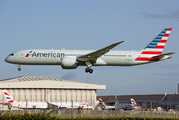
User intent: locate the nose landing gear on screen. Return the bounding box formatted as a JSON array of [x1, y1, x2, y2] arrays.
[[16, 64, 21, 71]]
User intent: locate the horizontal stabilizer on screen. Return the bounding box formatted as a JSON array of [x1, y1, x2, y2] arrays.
[[151, 52, 175, 58]]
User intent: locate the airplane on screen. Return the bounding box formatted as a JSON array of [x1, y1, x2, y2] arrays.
[[115, 96, 136, 110], [2, 90, 47, 109], [5, 28, 175, 74], [45, 101, 92, 109], [99, 98, 115, 110], [130, 98, 141, 110], [99, 96, 138, 110], [1, 90, 92, 110]]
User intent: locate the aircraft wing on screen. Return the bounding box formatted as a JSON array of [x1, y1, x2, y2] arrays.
[[151, 52, 175, 58], [46, 101, 58, 109], [77, 41, 124, 62]]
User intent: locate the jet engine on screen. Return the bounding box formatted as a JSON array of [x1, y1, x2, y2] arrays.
[[61, 57, 77, 69]]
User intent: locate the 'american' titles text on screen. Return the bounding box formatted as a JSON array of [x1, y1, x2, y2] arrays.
[[32, 52, 64, 58]]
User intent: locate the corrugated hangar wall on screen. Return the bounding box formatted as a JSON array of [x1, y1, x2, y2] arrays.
[[0, 76, 106, 109], [1, 89, 96, 102], [0, 89, 96, 107]]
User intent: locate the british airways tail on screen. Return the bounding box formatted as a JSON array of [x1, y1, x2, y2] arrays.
[[99, 98, 106, 110], [135, 28, 174, 62], [2, 90, 16, 105], [131, 98, 137, 106]]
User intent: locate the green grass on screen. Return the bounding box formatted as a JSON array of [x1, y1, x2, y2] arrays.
[[0, 111, 178, 120]]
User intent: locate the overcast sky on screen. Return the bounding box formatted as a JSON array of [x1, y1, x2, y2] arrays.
[[0, 0, 178, 96]]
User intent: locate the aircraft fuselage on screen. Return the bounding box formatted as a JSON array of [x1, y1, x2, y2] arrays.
[[5, 49, 158, 66]]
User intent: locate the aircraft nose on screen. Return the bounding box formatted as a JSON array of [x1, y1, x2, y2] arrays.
[[5, 56, 10, 63], [5, 56, 14, 63]]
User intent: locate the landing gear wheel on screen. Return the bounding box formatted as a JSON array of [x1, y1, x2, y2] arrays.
[[89, 69, 93, 74], [18, 68, 21, 71], [85, 68, 89, 73], [85, 68, 93, 73]]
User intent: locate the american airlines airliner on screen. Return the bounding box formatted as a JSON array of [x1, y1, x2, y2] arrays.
[[5, 28, 175, 73]]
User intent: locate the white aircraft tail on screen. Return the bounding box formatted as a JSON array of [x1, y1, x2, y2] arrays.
[[135, 28, 172, 61], [115, 96, 120, 107], [99, 98, 106, 110], [131, 98, 137, 106], [2, 90, 16, 105]]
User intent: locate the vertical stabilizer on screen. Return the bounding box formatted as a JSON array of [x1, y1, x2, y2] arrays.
[[115, 96, 120, 107], [2, 90, 16, 104], [135, 28, 172, 61], [131, 98, 137, 106], [99, 98, 106, 110]]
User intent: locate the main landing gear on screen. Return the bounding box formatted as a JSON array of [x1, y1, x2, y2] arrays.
[[85, 61, 93, 74], [16, 64, 21, 71], [85, 68, 93, 74]]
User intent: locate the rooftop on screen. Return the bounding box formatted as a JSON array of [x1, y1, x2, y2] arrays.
[[0, 76, 106, 90]]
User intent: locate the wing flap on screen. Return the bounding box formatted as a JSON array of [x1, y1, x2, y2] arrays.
[[77, 41, 124, 62]]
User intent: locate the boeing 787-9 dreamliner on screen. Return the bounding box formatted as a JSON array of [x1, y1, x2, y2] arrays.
[[5, 28, 175, 73]]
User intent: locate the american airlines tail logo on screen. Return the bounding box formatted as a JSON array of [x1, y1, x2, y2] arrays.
[[25, 50, 33, 57], [135, 28, 172, 62]]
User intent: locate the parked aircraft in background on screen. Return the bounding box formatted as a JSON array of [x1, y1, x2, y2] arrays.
[[45, 101, 92, 110], [99, 96, 138, 110], [99, 98, 115, 110], [2, 90, 47, 109], [5, 28, 174, 73], [1, 90, 92, 110], [115, 96, 136, 110], [130, 98, 141, 110]]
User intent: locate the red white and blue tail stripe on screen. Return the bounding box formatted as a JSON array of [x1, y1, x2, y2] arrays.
[[131, 98, 137, 106], [2, 90, 15, 104], [135, 28, 172, 61], [99, 98, 106, 110]]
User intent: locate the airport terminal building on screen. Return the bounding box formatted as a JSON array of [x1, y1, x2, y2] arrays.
[[0, 76, 106, 110]]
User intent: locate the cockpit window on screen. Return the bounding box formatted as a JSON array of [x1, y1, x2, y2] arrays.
[[9, 53, 14, 56]]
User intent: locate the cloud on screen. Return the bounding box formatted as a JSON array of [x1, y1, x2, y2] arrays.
[[143, 10, 179, 19], [61, 72, 77, 80]]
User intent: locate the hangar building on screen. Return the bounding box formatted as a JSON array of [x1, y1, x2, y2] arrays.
[[0, 76, 105, 110]]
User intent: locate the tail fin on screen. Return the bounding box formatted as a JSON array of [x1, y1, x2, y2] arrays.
[[135, 28, 172, 61], [2, 90, 16, 104], [115, 96, 120, 107], [131, 98, 137, 106], [99, 98, 106, 110], [144, 28, 172, 51]]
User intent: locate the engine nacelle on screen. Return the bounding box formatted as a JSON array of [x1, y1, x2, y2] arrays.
[[61, 57, 77, 69]]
